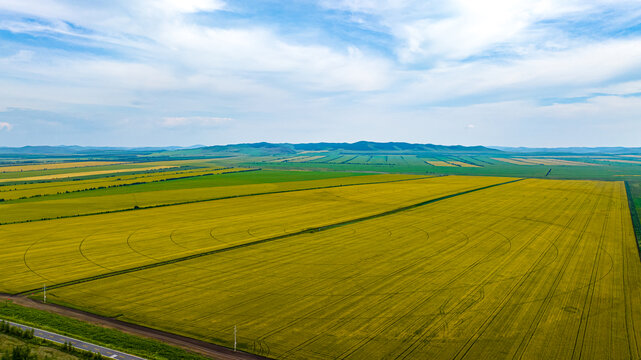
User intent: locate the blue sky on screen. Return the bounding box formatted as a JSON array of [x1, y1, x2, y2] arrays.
[[1, 0, 641, 147]]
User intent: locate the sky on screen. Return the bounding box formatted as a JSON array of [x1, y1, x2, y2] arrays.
[[1, 0, 641, 147]]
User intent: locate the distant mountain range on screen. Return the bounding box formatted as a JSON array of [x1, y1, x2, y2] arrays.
[[202, 141, 500, 154]]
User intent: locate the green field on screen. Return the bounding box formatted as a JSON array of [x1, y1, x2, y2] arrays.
[[243, 153, 641, 181]]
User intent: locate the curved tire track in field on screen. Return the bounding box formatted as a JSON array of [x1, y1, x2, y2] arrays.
[[78, 233, 117, 273], [21, 227, 67, 286], [169, 229, 191, 250], [22, 236, 54, 285]]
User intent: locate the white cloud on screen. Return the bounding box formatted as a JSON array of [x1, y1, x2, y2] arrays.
[[161, 0, 225, 13], [322, 0, 639, 63], [0, 122, 12, 131], [161, 116, 232, 127], [375, 37, 641, 106], [591, 80, 641, 96], [153, 25, 392, 92], [0, 1, 392, 94]]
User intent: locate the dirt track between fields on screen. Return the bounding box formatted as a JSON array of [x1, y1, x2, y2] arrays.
[[0, 295, 270, 360]]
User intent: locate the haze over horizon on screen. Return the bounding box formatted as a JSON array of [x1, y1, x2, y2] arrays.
[[1, 1, 641, 147]]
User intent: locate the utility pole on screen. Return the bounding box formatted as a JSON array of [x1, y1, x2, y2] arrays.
[[43, 284, 46, 304], [234, 325, 237, 352]]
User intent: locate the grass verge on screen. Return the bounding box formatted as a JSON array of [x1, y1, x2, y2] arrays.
[[0, 301, 209, 360], [625, 181, 641, 259]]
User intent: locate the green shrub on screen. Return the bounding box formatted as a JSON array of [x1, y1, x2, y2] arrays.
[[1, 345, 37, 360]]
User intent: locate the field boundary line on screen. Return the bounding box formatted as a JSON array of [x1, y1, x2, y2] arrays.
[[0, 174, 438, 226], [624, 181, 641, 260], [14, 178, 523, 296]]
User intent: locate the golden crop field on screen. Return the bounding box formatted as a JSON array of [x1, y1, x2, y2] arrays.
[[0, 166, 177, 183], [515, 158, 597, 166], [492, 158, 536, 165], [0, 175, 508, 292], [298, 151, 329, 154], [271, 156, 324, 163], [31, 178, 640, 360], [288, 155, 326, 162], [0, 161, 126, 173], [425, 160, 456, 167]]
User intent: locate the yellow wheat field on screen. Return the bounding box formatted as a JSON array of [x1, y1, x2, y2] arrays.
[[425, 160, 456, 167], [492, 158, 535, 165], [289, 155, 326, 162], [515, 158, 597, 166], [272, 155, 326, 163], [37, 178, 641, 359]]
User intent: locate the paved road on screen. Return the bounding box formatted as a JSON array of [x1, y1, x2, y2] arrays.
[[2, 319, 146, 360]]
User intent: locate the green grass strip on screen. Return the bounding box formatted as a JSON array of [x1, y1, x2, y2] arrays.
[[16, 178, 522, 296], [624, 181, 641, 260], [0, 301, 210, 360]]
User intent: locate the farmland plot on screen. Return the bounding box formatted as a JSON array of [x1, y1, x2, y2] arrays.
[[16, 178, 639, 359], [0, 176, 509, 293], [0, 161, 126, 173]]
